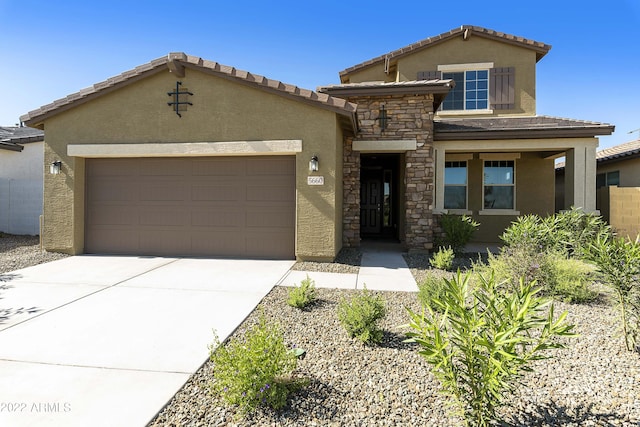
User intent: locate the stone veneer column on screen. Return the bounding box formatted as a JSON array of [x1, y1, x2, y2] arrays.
[[341, 94, 436, 251]]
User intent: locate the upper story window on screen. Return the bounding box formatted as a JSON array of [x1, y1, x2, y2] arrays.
[[441, 70, 489, 111], [418, 63, 515, 112], [444, 161, 467, 209]]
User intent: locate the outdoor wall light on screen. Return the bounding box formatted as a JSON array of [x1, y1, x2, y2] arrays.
[[309, 155, 319, 172], [50, 161, 62, 175]]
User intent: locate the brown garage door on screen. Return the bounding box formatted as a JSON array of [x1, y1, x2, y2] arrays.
[[85, 156, 295, 259]]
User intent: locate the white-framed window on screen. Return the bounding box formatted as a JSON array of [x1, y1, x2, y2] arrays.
[[444, 161, 467, 209], [441, 70, 489, 111], [483, 160, 515, 210]]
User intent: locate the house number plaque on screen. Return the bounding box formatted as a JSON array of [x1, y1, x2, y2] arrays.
[[307, 176, 324, 186]]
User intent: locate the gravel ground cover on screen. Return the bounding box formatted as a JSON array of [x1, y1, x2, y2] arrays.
[[1, 237, 637, 426], [150, 255, 640, 427], [0, 234, 68, 274]]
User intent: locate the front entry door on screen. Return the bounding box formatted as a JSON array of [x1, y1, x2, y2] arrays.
[[361, 178, 382, 234]]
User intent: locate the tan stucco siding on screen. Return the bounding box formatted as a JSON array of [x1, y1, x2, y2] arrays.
[[396, 37, 537, 116], [597, 157, 640, 187], [42, 67, 344, 259], [450, 153, 555, 243], [342, 64, 392, 84]]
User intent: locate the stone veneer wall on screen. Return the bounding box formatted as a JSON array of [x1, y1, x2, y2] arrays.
[[343, 94, 436, 251]]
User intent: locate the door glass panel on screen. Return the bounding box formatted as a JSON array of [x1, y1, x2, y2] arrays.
[[383, 170, 392, 227]]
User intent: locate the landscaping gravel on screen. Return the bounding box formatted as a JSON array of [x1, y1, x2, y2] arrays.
[[0, 234, 68, 274], [149, 285, 640, 426]]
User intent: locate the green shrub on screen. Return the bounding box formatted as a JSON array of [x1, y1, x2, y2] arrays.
[[437, 214, 480, 256], [417, 273, 450, 313], [286, 275, 317, 309], [429, 246, 455, 271], [209, 315, 305, 415], [587, 236, 640, 351], [337, 287, 386, 344], [540, 255, 598, 303], [405, 271, 575, 427]]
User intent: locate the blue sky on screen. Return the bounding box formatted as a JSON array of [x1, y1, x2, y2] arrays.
[[1, 0, 638, 149]]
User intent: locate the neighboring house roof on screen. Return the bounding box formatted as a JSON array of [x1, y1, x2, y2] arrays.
[[0, 126, 44, 152], [556, 139, 640, 169], [339, 25, 552, 81], [20, 52, 359, 133], [317, 79, 454, 109], [434, 115, 615, 141]]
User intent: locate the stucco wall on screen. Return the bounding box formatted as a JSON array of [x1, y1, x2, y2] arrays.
[[453, 153, 555, 243], [41, 67, 344, 260], [597, 157, 640, 187], [345, 36, 538, 116], [0, 141, 43, 235]]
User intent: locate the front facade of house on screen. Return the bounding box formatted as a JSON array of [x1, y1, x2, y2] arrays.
[[21, 26, 614, 260]]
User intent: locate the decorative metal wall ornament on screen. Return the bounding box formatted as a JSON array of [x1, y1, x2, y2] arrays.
[[377, 104, 389, 130], [167, 81, 193, 117]]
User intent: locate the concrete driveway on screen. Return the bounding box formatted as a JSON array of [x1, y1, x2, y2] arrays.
[[0, 255, 294, 427]]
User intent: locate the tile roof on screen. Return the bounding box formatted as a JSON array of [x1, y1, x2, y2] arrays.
[[434, 115, 615, 140], [596, 139, 640, 162], [340, 25, 552, 80], [317, 79, 454, 96], [20, 53, 358, 131], [0, 126, 44, 152]]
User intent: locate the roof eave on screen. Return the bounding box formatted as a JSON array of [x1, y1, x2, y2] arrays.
[[0, 141, 24, 152], [434, 126, 615, 141], [319, 84, 452, 98]]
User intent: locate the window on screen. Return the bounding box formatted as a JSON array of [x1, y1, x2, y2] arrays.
[[483, 160, 515, 209], [444, 161, 467, 209], [441, 70, 489, 111], [596, 171, 620, 189]]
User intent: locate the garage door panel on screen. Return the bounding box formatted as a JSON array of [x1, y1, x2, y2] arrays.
[[86, 156, 295, 259]]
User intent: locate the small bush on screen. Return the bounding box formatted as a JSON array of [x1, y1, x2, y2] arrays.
[[337, 287, 386, 344], [209, 315, 304, 415], [417, 273, 449, 313], [405, 271, 575, 427], [541, 255, 598, 303], [587, 236, 640, 351], [429, 246, 455, 271], [286, 275, 317, 309], [437, 214, 480, 256]]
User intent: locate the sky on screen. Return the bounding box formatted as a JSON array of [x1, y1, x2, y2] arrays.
[[1, 0, 639, 150]]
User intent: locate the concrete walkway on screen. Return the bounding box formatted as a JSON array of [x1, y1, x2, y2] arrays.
[[0, 256, 294, 427], [280, 241, 418, 292]]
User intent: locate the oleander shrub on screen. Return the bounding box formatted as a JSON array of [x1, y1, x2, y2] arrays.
[[586, 236, 640, 351], [286, 275, 317, 309], [437, 214, 480, 256], [429, 246, 455, 271], [405, 271, 575, 427], [337, 287, 386, 344], [209, 315, 305, 415]]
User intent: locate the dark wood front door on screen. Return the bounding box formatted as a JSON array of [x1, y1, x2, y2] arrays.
[[361, 178, 382, 234]]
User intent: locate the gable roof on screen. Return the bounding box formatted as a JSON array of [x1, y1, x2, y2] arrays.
[[434, 115, 615, 140], [339, 25, 552, 81], [20, 53, 358, 133], [0, 126, 44, 152]]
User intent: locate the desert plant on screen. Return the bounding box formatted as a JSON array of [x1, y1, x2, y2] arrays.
[[586, 236, 640, 351], [286, 275, 317, 309], [539, 254, 599, 303], [337, 286, 386, 344], [405, 271, 575, 427], [209, 315, 305, 415], [417, 273, 450, 313], [430, 246, 455, 271], [438, 214, 480, 256]]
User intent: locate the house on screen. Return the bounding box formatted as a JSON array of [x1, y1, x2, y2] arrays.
[[556, 139, 640, 239], [0, 126, 45, 235], [20, 25, 614, 260]]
